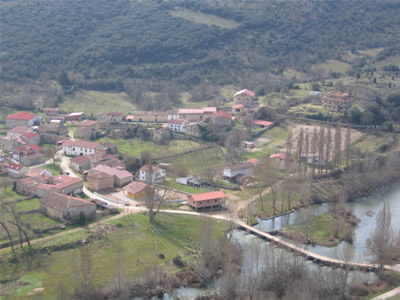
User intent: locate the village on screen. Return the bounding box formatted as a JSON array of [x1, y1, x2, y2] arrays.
[[0, 88, 359, 242]]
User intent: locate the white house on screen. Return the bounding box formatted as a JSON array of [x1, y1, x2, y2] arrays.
[[167, 119, 188, 133], [62, 140, 104, 156], [167, 110, 179, 120], [139, 165, 166, 184], [223, 162, 255, 183]]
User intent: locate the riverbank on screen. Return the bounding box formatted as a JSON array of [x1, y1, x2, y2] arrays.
[[0, 213, 229, 299], [280, 207, 359, 247]]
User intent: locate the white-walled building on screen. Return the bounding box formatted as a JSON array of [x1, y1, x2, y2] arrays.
[[139, 165, 166, 184], [167, 119, 188, 133], [62, 140, 104, 156]]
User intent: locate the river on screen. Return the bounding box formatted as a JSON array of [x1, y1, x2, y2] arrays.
[[255, 182, 400, 262]]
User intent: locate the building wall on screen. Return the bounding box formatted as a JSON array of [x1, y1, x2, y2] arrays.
[[167, 123, 185, 132], [114, 175, 133, 187], [178, 114, 203, 122], [125, 190, 146, 199], [87, 175, 114, 191], [188, 198, 221, 209], [5, 119, 33, 129], [213, 117, 231, 127], [139, 170, 165, 184], [40, 205, 64, 222], [235, 95, 255, 107], [76, 125, 98, 139], [63, 145, 97, 156]]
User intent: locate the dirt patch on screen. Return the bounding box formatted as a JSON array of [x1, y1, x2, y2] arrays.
[[289, 123, 363, 152]]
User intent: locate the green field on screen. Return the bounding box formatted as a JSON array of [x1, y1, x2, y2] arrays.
[[0, 213, 228, 298], [243, 127, 288, 160], [169, 147, 225, 175], [21, 213, 62, 230], [96, 137, 203, 159], [60, 90, 135, 115], [165, 178, 208, 194], [15, 198, 40, 212], [0, 189, 24, 203], [41, 164, 61, 175], [170, 9, 239, 29], [312, 59, 351, 74]]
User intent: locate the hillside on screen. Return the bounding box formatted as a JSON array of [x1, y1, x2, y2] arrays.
[[1, 0, 400, 88]]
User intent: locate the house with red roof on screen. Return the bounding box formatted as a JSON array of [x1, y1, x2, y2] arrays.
[[252, 120, 274, 129], [91, 164, 133, 187], [62, 140, 105, 156], [12, 145, 44, 166], [139, 165, 166, 184], [212, 111, 232, 127], [98, 112, 124, 123], [87, 170, 114, 191], [234, 89, 257, 107], [70, 155, 91, 172], [5, 111, 41, 129], [7, 163, 29, 178], [76, 119, 99, 140], [40, 192, 96, 223], [187, 191, 225, 211], [223, 162, 256, 183], [36, 174, 83, 198], [167, 119, 188, 133], [66, 112, 85, 122], [232, 104, 244, 114], [0, 163, 8, 175], [322, 91, 354, 112], [123, 181, 153, 199], [270, 153, 295, 170]]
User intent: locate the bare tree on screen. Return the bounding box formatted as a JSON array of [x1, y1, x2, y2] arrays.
[[365, 202, 400, 272], [143, 156, 170, 223], [325, 125, 332, 175], [297, 127, 304, 179], [310, 127, 318, 178], [318, 126, 325, 176], [333, 126, 342, 171], [72, 246, 98, 299], [0, 206, 16, 255], [303, 129, 309, 177], [345, 125, 351, 168]]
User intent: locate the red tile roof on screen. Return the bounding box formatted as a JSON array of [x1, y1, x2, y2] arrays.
[[140, 165, 160, 173], [168, 119, 188, 125], [225, 162, 255, 172], [178, 108, 204, 115], [270, 153, 290, 160], [78, 120, 98, 126], [62, 140, 100, 149], [247, 158, 260, 165], [8, 126, 32, 134], [123, 181, 148, 194], [212, 111, 232, 120], [41, 192, 95, 211], [22, 132, 38, 139], [202, 107, 217, 113], [8, 162, 25, 171], [92, 164, 133, 180], [6, 111, 36, 120], [253, 120, 274, 127], [190, 191, 226, 202], [71, 155, 90, 164], [232, 104, 244, 109], [28, 144, 42, 151], [88, 170, 113, 179], [235, 89, 255, 97]]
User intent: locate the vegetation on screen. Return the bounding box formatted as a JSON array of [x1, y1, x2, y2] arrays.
[[0, 213, 229, 298]]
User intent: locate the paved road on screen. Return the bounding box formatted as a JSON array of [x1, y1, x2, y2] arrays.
[[372, 286, 400, 300]]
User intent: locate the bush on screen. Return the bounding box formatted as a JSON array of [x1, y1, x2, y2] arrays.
[[172, 256, 185, 268], [77, 212, 87, 226]]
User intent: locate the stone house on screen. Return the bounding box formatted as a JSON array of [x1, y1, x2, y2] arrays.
[[5, 112, 41, 129], [7, 163, 29, 178], [40, 192, 96, 223], [128, 111, 168, 123], [269, 153, 295, 170], [91, 164, 133, 187], [232, 104, 244, 114], [252, 120, 274, 129], [66, 112, 85, 122], [76, 120, 99, 140], [98, 112, 124, 123], [44, 108, 59, 116], [87, 170, 114, 191], [234, 89, 257, 107], [36, 175, 83, 198], [70, 155, 91, 172], [123, 181, 151, 199], [211, 111, 232, 127], [322, 91, 354, 112], [0, 163, 8, 175]]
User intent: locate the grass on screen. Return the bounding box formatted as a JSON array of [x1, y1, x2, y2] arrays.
[[169, 148, 225, 175], [0, 213, 228, 299], [41, 163, 61, 175], [281, 213, 354, 247], [0, 188, 24, 203], [243, 126, 288, 160], [21, 213, 62, 230], [165, 178, 208, 194], [311, 59, 351, 74], [15, 198, 40, 212], [60, 90, 135, 115], [95, 137, 202, 158], [169, 8, 239, 29]]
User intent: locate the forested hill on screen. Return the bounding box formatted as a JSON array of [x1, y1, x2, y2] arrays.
[[1, 0, 400, 87]]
